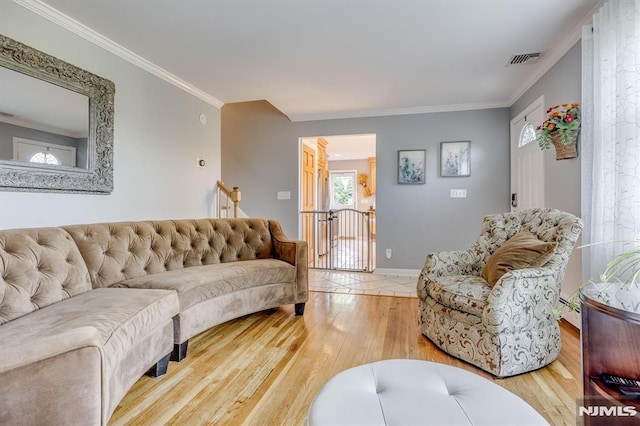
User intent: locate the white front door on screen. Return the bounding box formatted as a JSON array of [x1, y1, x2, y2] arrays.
[[510, 97, 545, 212]]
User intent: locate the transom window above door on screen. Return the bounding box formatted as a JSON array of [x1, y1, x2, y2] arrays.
[[519, 122, 537, 147], [30, 152, 61, 165]]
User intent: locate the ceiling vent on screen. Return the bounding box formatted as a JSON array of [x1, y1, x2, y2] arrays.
[[507, 52, 542, 66]]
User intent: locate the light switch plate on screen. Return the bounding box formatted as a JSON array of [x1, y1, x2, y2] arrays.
[[450, 189, 467, 198], [277, 191, 291, 200]]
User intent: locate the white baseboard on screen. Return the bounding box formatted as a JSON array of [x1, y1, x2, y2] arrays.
[[373, 268, 421, 277]]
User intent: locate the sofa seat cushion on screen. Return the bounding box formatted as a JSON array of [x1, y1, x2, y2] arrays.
[[115, 259, 296, 311], [0, 288, 179, 371], [426, 275, 491, 317]]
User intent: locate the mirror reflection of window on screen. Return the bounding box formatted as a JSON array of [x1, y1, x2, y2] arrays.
[[13, 137, 76, 167], [30, 152, 60, 165]]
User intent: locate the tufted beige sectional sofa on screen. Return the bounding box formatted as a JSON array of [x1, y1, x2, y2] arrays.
[[0, 218, 308, 425]]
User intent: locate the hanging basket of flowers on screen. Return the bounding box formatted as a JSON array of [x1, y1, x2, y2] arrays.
[[536, 103, 580, 160]]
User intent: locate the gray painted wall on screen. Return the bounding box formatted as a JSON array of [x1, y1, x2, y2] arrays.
[[0, 3, 221, 229], [510, 41, 582, 324], [222, 101, 297, 233], [222, 101, 511, 270]]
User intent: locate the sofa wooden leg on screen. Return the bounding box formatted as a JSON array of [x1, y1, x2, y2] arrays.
[[295, 302, 306, 316], [146, 353, 171, 377], [171, 341, 189, 362]]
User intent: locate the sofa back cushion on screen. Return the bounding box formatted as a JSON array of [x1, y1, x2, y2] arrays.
[[64, 218, 274, 288], [0, 227, 92, 324]]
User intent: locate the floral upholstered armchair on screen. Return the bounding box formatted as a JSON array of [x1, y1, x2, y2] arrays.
[[417, 208, 583, 377]]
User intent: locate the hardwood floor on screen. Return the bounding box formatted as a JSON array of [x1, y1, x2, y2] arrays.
[[110, 292, 581, 425]]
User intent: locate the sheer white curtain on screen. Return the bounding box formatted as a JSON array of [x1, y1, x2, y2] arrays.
[[582, 0, 640, 281]]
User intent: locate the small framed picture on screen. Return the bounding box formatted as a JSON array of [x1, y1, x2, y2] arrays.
[[440, 141, 471, 177], [398, 149, 426, 184]]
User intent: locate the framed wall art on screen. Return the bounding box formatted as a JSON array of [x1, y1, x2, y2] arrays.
[[398, 149, 426, 184], [440, 141, 470, 177]]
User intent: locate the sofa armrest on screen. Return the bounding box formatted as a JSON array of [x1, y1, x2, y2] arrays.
[[268, 220, 308, 303], [268, 220, 303, 266], [484, 266, 562, 333], [0, 326, 102, 374], [0, 327, 104, 425]]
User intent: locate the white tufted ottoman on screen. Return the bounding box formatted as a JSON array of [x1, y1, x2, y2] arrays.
[[307, 359, 548, 425]]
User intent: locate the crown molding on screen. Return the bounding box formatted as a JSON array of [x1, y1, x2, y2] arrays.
[[13, 0, 224, 108], [287, 100, 510, 122], [507, 0, 604, 106]]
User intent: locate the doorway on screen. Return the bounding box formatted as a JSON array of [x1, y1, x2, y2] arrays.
[[299, 134, 376, 272]]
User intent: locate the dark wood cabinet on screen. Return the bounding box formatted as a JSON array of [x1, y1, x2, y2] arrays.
[[580, 283, 640, 425]]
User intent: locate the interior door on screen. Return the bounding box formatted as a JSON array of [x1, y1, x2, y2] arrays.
[[302, 144, 316, 262], [510, 97, 545, 212]]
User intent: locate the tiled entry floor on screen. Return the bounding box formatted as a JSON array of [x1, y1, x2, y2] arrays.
[[309, 269, 418, 298]]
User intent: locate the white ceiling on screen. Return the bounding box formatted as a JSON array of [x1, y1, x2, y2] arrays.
[[301, 134, 376, 161], [29, 0, 600, 122], [323, 134, 376, 162]]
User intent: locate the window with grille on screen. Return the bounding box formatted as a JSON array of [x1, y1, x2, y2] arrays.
[[29, 152, 61, 165], [519, 122, 537, 147]]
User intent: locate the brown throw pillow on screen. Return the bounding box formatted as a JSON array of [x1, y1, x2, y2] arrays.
[[481, 231, 558, 286]]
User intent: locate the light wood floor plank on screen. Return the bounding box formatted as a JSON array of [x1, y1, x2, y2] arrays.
[[110, 292, 581, 425]]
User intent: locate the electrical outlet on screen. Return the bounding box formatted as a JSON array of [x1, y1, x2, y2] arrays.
[[450, 189, 467, 198], [385, 248, 392, 259]]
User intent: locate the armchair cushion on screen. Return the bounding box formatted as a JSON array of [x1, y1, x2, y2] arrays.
[[427, 275, 491, 317], [481, 231, 557, 286]]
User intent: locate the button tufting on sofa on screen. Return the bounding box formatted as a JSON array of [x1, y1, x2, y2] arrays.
[[0, 226, 181, 425], [0, 218, 309, 425]]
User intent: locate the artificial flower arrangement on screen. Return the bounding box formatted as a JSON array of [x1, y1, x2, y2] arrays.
[[536, 103, 581, 150]]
